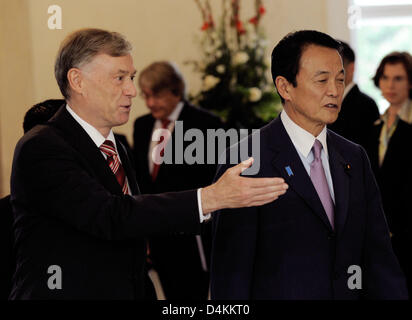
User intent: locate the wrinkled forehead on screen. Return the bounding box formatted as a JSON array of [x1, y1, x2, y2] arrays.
[[299, 45, 343, 74], [83, 53, 136, 72]]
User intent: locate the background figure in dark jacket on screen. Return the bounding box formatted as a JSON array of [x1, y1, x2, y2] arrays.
[[1, 99, 65, 300], [328, 40, 380, 150], [0, 195, 13, 300], [366, 51, 412, 292], [134, 61, 224, 300]]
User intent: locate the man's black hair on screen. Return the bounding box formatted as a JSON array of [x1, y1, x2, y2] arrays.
[[271, 30, 343, 103], [337, 40, 355, 64], [23, 99, 65, 133]]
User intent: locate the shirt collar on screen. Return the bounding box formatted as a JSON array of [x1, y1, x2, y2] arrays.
[[399, 99, 411, 122], [167, 101, 184, 121], [280, 110, 328, 158], [343, 82, 356, 100], [66, 104, 117, 150]]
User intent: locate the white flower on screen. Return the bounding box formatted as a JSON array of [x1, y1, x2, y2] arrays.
[[202, 75, 220, 91], [232, 51, 249, 65], [204, 45, 214, 55], [198, 61, 207, 71], [216, 64, 225, 74], [259, 39, 269, 48], [249, 87, 262, 102]]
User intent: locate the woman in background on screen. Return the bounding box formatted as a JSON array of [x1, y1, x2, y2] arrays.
[[368, 51, 412, 292]]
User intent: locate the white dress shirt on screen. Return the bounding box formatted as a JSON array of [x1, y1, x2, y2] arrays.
[[148, 101, 184, 174], [145, 101, 208, 222], [280, 111, 335, 203], [66, 104, 132, 194]]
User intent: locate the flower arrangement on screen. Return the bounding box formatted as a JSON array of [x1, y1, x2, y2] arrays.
[[187, 0, 282, 129]]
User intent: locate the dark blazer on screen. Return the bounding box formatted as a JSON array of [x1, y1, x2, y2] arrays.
[[9, 106, 201, 300], [133, 101, 223, 300], [0, 195, 14, 299], [328, 84, 380, 150], [365, 119, 412, 290], [211, 115, 408, 300]]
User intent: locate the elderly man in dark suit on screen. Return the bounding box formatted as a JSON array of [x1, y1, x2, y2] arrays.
[[328, 40, 380, 150], [210, 30, 408, 300], [9, 28, 288, 300], [133, 61, 223, 300]]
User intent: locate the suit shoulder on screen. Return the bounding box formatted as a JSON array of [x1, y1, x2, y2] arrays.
[[14, 125, 67, 162], [327, 129, 366, 160], [133, 113, 153, 126], [184, 103, 223, 126]]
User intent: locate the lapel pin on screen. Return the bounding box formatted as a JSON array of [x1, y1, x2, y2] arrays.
[[344, 163, 351, 172], [285, 166, 294, 177]]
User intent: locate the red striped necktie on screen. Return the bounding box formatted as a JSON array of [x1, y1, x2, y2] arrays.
[[100, 140, 129, 195]]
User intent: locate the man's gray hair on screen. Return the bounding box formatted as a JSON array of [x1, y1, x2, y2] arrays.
[[54, 28, 132, 99]]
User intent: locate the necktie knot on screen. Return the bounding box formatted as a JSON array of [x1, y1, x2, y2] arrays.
[[312, 139, 323, 161], [161, 119, 171, 128], [100, 140, 117, 158]]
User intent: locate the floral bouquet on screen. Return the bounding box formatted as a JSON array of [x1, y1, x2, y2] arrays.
[[187, 0, 282, 129]]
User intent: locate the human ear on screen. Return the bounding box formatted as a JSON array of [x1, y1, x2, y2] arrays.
[[275, 76, 293, 102], [67, 68, 84, 96]]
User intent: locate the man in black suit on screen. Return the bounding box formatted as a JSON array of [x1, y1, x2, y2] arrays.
[[210, 30, 408, 299], [133, 61, 223, 300], [9, 28, 288, 299], [328, 40, 380, 150]]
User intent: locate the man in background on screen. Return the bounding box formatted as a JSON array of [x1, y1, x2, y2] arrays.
[[328, 40, 380, 150], [133, 61, 223, 300]]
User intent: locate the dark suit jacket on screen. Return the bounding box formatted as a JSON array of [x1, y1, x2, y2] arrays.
[[211, 115, 407, 300], [0, 195, 14, 299], [9, 106, 201, 300], [365, 119, 412, 273], [133, 102, 223, 298], [328, 84, 380, 150]]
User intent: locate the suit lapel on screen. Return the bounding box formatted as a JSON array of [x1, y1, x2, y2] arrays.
[[49, 107, 125, 195], [327, 132, 350, 238], [269, 118, 333, 231]]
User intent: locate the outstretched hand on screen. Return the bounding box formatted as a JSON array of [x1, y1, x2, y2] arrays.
[[201, 158, 288, 214]]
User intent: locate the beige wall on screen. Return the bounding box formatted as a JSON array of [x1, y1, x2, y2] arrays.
[[0, 0, 35, 196], [0, 0, 339, 196]]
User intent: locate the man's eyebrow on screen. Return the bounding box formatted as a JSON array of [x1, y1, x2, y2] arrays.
[[313, 69, 345, 77], [313, 70, 330, 77], [116, 69, 137, 75]]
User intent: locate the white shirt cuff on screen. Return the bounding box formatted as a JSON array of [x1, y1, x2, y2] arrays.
[[197, 188, 211, 223]]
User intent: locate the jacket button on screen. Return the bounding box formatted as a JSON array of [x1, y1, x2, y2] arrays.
[[328, 233, 335, 240]]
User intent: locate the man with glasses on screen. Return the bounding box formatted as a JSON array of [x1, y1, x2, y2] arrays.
[[133, 61, 223, 300]]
